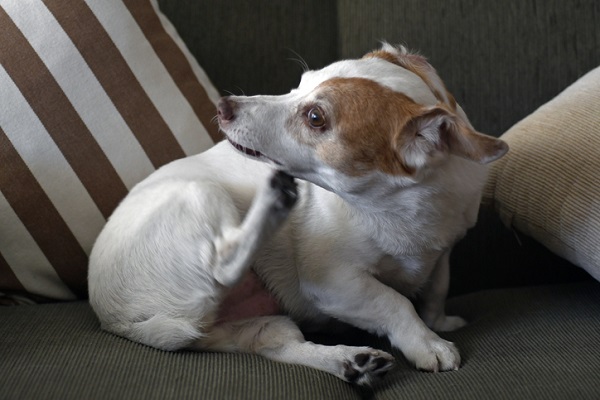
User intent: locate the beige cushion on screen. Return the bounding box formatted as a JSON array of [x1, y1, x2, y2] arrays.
[[484, 66, 600, 281], [0, 0, 222, 302]]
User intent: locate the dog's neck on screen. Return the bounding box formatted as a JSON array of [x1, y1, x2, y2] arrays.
[[307, 160, 479, 257], [290, 155, 484, 258], [303, 176, 442, 257], [347, 189, 451, 256]]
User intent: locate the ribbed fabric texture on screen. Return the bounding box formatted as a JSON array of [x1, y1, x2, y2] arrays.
[[485, 66, 600, 281], [375, 281, 600, 400], [1, 282, 599, 399], [0, 301, 357, 400]]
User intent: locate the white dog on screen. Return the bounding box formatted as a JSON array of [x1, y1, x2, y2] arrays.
[[88, 43, 508, 385]]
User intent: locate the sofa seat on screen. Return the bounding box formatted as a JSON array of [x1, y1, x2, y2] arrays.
[[2, 280, 598, 400]]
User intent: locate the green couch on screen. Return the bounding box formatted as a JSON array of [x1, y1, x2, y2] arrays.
[[2, 1, 599, 399]]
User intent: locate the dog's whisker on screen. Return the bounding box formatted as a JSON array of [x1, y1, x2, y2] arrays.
[[287, 57, 310, 73], [235, 86, 247, 96], [285, 48, 310, 72], [223, 87, 248, 97]]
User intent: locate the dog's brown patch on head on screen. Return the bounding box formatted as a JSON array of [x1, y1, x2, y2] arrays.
[[364, 49, 457, 111], [364, 50, 400, 66], [310, 77, 423, 177], [295, 76, 507, 178]]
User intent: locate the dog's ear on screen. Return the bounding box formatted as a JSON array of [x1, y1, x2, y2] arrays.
[[395, 106, 508, 171]]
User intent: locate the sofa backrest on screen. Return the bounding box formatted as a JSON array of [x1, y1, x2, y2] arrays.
[[160, 0, 600, 138]]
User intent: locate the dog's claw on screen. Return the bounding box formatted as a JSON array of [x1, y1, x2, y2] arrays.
[[410, 337, 461, 372]]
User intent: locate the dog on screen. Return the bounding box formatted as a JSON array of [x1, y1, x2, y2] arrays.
[[88, 43, 508, 386]]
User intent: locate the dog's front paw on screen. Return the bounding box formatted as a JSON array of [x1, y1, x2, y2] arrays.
[[405, 335, 460, 372], [341, 348, 395, 386], [269, 170, 298, 212]]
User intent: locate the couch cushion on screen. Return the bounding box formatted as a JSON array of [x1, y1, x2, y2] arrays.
[[0, 0, 221, 302], [0, 303, 359, 400], [1, 281, 599, 399], [158, 0, 339, 97], [484, 66, 600, 282]]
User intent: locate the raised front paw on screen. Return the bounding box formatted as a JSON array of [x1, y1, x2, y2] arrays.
[[405, 334, 461, 372], [269, 170, 298, 212]]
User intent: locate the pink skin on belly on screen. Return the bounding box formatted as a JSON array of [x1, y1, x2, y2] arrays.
[[216, 270, 281, 324]]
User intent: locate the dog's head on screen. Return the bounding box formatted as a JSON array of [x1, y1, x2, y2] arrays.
[[217, 43, 508, 194]]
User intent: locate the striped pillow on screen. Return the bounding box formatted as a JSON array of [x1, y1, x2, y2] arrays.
[[0, 0, 222, 303]]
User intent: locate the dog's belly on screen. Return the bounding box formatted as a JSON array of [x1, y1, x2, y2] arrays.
[[216, 270, 281, 324]]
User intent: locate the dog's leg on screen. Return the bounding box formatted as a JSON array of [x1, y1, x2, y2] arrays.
[[306, 272, 461, 372], [213, 171, 297, 287], [418, 250, 467, 332], [192, 315, 394, 386]]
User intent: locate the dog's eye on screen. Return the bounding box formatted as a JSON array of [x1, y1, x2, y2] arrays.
[[307, 107, 326, 128]]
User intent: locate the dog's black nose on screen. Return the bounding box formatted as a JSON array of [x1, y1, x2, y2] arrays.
[[217, 96, 235, 122]]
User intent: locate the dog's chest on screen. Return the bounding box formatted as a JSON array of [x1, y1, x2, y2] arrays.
[[372, 254, 437, 297]]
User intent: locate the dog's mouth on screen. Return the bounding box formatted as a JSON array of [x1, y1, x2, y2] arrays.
[[227, 137, 282, 166], [229, 138, 262, 158]]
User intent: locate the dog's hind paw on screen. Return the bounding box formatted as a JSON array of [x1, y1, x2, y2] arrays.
[[269, 170, 298, 211], [342, 349, 395, 386]]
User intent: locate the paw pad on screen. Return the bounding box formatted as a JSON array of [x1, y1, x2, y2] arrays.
[[343, 351, 395, 386], [270, 170, 298, 209]]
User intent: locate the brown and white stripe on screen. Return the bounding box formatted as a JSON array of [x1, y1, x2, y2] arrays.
[[0, 0, 222, 301]]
